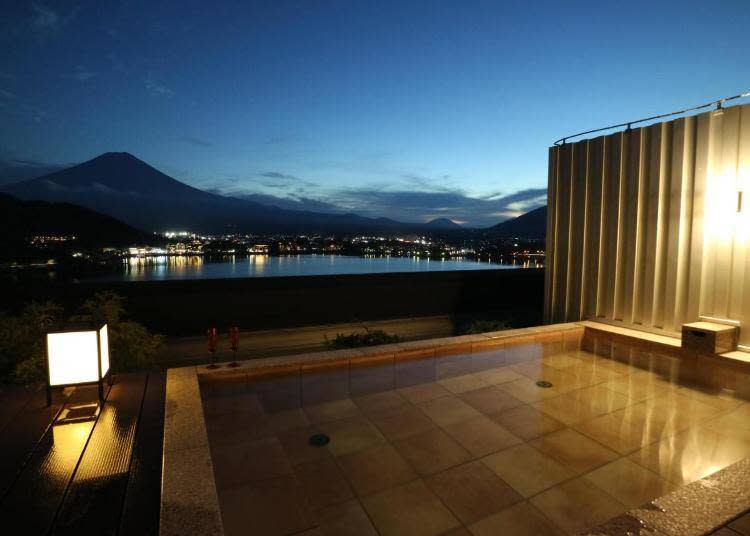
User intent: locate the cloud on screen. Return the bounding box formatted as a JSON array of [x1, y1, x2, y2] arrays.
[[208, 176, 546, 227], [0, 88, 16, 101], [325, 187, 548, 227], [258, 171, 318, 188], [209, 189, 343, 214], [177, 135, 212, 147], [31, 3, 60, 30], [146, 79, 174, 97], [68, 66, 95, 82], [0, 157, 67, 186]]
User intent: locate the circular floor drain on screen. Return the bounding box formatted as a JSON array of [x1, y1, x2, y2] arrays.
[[536, 380, 553, 388], [309, 434, 330, 447]]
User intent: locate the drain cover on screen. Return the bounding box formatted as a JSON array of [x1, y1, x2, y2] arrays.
[[536, 380, 553, 388], [309, 434, 330, 447]]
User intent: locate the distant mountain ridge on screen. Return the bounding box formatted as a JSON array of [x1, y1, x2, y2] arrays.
[[4, 153, 470, 234], [3, 152, 546, 236], [0, 193, 155, 260], [426, 218, 461, 229], [487, 205, 546, 239]]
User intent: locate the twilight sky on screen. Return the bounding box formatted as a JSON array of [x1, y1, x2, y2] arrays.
[[1, 0, 748, 227]]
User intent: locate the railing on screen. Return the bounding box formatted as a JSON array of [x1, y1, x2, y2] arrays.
[[553, 91, 750, 146]]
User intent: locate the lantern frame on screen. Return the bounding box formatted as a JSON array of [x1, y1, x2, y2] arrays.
[[45, 321, 111, 405]]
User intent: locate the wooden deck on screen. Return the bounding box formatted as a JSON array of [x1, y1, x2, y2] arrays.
[[0, 371, 165, 535]]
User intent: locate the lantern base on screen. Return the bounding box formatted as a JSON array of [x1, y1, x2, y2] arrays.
[[56, 402, 100, 424]]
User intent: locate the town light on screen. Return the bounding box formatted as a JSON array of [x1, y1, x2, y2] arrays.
[[46, 322, 110, 405]]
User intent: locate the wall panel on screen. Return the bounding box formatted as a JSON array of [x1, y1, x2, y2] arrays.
[[545, 103, 750, 348]]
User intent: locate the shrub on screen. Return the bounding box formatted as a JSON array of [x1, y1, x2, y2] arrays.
[[462, 319, 509, 334], [325, 329, 400, 349], [2, 292, 162, 383]]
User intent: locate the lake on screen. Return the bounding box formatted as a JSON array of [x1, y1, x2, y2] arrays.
[[88, 254, 539, 282]]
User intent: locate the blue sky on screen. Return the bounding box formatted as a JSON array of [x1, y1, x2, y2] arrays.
[[1, 0, 748, 226]]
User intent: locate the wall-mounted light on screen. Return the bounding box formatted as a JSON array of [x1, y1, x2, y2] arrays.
[[46, 322, 110, 405]]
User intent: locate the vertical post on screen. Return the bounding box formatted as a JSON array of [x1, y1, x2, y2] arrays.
[[97, 328, 104, 404], [44, 333, 52, 407]]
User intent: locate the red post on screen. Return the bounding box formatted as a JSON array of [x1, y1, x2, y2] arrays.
[[228, 326, 240, 367], [206, 327, 219, 369]]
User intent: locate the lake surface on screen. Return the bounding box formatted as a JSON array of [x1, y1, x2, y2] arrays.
[[89, 255, 538, 282]]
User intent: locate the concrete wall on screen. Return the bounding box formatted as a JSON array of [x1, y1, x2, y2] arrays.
[[545, 102, 750, 347], [5, 268, 544, 336]]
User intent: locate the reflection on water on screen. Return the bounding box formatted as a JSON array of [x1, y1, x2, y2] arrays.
[[91, 254, 541, 282]]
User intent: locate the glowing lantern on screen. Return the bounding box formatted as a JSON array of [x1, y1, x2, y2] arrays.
[[46, 322, 110, 405]]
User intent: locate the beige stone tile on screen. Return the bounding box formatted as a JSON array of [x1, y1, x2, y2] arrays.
[[362, 480, 460, 536], [602, 374, 676, 402], [573, 412, 660, 455], [443, 415, 522, 457], [211, 436, 294, 490], [398, 382, 451, 404], [470, 347, 507, 372], [218, 476, 315, 536], [267, 407, 311, 432], [530, 428, 619, 475], [468, 501, 563, 536], [677, 386, 744, 411], [459, 385, 524, 414], [202, 390, 263, 417], [394, 428, 472, 476], [369, 404, 437, 440], [336, 443, 417, 496], [294, 457, 354, 509], [320, 416, 385, 457], [629, 426, 750, 485], [542, 352, 584, 369], [313, 499, 378, 536], [436, 353, 474, 378], [482, 443, 574, 497], [530, 477, 626, 534], [205, 410, 273, 446], [440, 527, 472, 536], [438, 374, 491, 394], [418, 395, 481, 427], [703, 405, 750, 443], [426, 461, 522, 524], [305, 398, 361, 423], [583, 458, 676, 508], [618, 393, 723, 436], [504, 342, 543, 364], [353, 390, 408, 414], [491, 405, 565, 440], [277, 424, 332, 465], [531, 394, 605, 426], [472, 365, 524, 385], [496, 377, 564, 403], [564, 384, 633, 414]]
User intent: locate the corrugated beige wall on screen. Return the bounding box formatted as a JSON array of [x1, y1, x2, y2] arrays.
[[545, 102, 750, 347]]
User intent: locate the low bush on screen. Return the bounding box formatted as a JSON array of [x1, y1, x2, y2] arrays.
[[325, 329, 400, 349], [0, 291, 163, 383]]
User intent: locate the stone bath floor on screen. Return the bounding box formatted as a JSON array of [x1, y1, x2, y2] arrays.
[[199, 339, 750, 536]]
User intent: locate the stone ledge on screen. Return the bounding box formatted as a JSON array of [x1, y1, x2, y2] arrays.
[[582, 458, 750, 536], [160, 367, 224, 535]]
